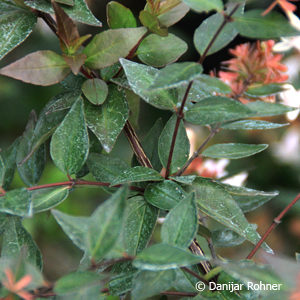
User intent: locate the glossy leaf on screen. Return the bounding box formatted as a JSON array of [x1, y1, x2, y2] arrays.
[[144, 180, 186, 210], [126, 89, 140, 129], [81, 78, 108, 105], [107, 1, 137, 29], [158, 114, 190, 174], [133, 243, 207, 270], [109, 271, 136, 295], [139, 10, 168, 36], [150, 62, 203, 90], [50, 98, 89, 175], [170, 175, 196, 185], [84, 27, 147, 69], [110, 166, 163, 186], [137, 33, 188, 67], [0, 188, 32, 217], [161, 193, 198, 248], [0, 50, 70, 86], [245, 101, 296, 117], [85, 85, 128, 153], [32, 187, 69, 213], [86, 187, 128, 260], [202, 143, 268, 159], [120, 58, 178, 110], [131, 269, 176, 300], [158, 2, 189, 27], [221, 120, 288, 130], [2, 216, 42, 268], [183, 0, 223, 13], [0, 1, 37, 60], [245, 83, 287, 97], [185, 96, 252, 125], [24, 0, 101, 26], [192, 177, 273, 253], [52, 210, 88, 251], [234, 10, 299, 39], [55, 0, 74, 5], [17, 112, 46, 186], [212, 228, 246, 247], [124, 196, 158, 256]]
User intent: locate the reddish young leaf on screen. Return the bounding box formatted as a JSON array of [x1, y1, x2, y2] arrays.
[[63, 53, 87, 75]]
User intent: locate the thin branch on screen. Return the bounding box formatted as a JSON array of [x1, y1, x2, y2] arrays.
[[181, 266, 209, 285], [246, 193, 300, 259]]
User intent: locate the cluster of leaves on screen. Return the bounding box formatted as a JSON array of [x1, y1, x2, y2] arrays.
[[0, 0, 300, 299]]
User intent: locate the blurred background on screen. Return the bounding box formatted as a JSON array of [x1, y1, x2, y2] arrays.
[[0, 0, 300, 281]]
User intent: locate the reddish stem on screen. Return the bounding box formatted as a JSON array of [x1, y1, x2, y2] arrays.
[[246, 193, 300, 259]]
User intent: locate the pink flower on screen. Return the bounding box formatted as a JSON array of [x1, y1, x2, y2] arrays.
[[262, 0, 298, 16]]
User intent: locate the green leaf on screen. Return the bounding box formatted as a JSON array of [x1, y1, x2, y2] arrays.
[[32, 187, 69, 213], [150, 62, 203, 90], [84, 27, 147, 69], [85, 85, 128, 153], [107, 1, 137, 29], [55, 0, 74, 5], [192, 177, 273, 253], [50, 98, 89, 175], [17, 112, 46, 186], [194, 4, 243, 56], [139, 10, 168, 36], [202, 143, 268, 159], [212, 228, 246, 247], [158, 2, 189, 27], [0, 188, 32, 217], [52, 209, 88, 251], [54, 271, 102, 295], [126, 89, 140, 128], [185, 96, 252, 125], [123, 196, 158, 256], [161, 193, 198, 248], [133, 243, 207, 270], [158, 114, 190, 174], [109, 271, 136, 295], [220, 183, 279, 213], [131, 269, 176, 300], [86, 186, 128, 260], [234, 10, 299, 39], [0, 50, 70, 86], [137, 33, 187, 68], [0, 155, 4, 186], [120, 58, 178, 110], [81, 78, 108, 105], [170, 175, 196, 185], [245, 101, 296, 117], [183, 0, 223, 13], [110, 166, 163, 186], [24, 0, 101, 26], [2, 216, 42, 268], [0, 1, 37, 60], [144, 180, 186, 210], [245, 83, 287, 97], [221, 120, 288, 130]]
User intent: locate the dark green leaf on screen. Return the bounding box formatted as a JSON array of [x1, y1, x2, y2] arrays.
[[107, 1, 137, 29], [220, 183, 279, 213], [183, 0, 223, 13], [133, 243, 207, 270], [2, 216, 42, 268], [161, 193, 198, 248], [0, 155, 4, 186], [137, 33, 188, 67], [32, 187, 69, 213], [50, 98, 89, 175], [144, 180, 186, 210], [85, 85, 128, 153], [0, 188, 32, 217], [17, 112, 46, 186], [139, 10, 167, 37], [221, 120, 288, 130], [24, 0, 101, 26], [245, 101, 296, 117], [126, 89, 140, 129], [110, 166, 163, 186], [212, 228, 245, 247], [0, 1, 37, 60], [131, 269, 176, 300], [202, 143, 268, 159], [192, 177, 273, 253], [0, 50, 70, 86], [86, 186, 128, 260], [109, 271, 136, 296], [84, 27, 147, 69], [120, 58, 178, 110], [158, 114, 190, 174], [234, 10, 299, 39], [150, 62, 203, 90], [100, 63, 121, 81], [54, 271, 102, 295], [170, 175, 196, 185], [55, 0, 74, 5], [245, 83, 287, 97], [158, 2, 189, 27], [81, 78, 108, 105], [123, 196, 158, 255], [185, 96, 252, 125]]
